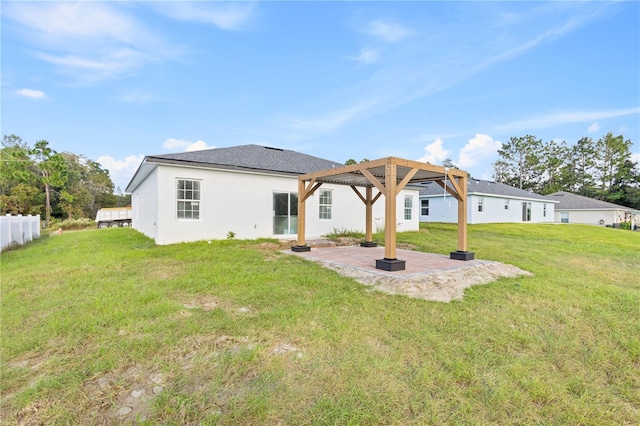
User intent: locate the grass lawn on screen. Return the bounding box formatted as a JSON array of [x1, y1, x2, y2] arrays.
[[1, 223, 638, 425]]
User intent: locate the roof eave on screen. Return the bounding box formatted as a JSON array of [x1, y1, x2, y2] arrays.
[[146, 156, 303, 177], [125, 157, 156, 193]]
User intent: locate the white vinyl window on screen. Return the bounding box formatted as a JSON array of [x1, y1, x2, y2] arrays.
[[319, 190, 332, 220], [505, 200, 509, 210], [478, 197, 484, 212], [404, 196, 413, 220], [177, 179, 200, 219], [543, 204, 547, 217], [421, 199, 429, 216]]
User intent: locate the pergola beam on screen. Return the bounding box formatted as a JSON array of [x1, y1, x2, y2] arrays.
[[395, 168, 419, 196], [435, 179, 459, 199], [360, 168, 386, 194]]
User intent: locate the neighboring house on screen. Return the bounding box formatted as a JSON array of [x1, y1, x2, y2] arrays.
[[125, 145, 420, 245], [547, 191, 639, 228], [419, 179, 556, 224]]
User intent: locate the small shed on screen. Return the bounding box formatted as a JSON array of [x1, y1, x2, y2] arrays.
[[292, 157, 473, 271]]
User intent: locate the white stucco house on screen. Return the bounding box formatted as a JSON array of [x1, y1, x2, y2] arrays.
[[125, 145, 420, 245], [548, 191, 639, 228], [419, 179, 556, 224]]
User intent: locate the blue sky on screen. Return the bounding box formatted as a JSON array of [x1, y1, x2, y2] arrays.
[[2, 1, 639, 192]]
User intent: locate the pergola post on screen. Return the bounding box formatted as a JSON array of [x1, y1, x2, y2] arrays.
[[292, 178, 310, 252], [351, 185, 379, 248], [376, 162, 406, 271], [450, 173, 474, 260], [361, 186, 378, 247]]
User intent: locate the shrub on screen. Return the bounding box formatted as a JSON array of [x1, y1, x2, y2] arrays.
[[324, 227, 365, 240], [619, 221, 631, 230], [46, 217, 95, 232]]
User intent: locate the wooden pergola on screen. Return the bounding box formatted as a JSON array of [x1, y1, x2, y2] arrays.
[[292, 157, 474, 271]]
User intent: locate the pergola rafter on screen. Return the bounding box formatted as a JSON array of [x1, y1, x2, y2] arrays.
[[292, 156, 474, 271]]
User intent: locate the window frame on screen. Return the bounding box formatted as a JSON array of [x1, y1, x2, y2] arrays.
[[404, 195, 413, 220], [176, 178, 201, 220], [318, 189, 333, 220], [421, 199, 429, 216], [478, 197, 484, 213]]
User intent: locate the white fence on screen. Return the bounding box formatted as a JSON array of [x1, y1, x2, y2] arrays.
[[0, 214, 41, 251]]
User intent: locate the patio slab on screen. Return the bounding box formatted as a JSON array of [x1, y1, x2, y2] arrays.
[[286, 245, 495, 278]]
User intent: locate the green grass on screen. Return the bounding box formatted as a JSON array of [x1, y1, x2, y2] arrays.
[[1, 224, 638, 425]]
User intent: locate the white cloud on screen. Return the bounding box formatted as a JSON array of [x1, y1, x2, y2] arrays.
[[365, 20, 413, 42], [495, 107, 640, 133], [457, 134, 502, 168], [162, 138, 214, 152], [36, 48, 148, 81], [283, 3, 612, 140], [4, 2, 140, 42], [631, 153, 640, 164], [348, 48, 379, 66], [417, 138, 450, 164], [97, 154, 144, 191], [617, 125, 630, 134], [185, 141, 214, 152], [285, 101, 376, 137], [588, 122, 600, 133], [4, 2, 171, 83], [16, 88, 46, 99], [151, 3, 255, 30]]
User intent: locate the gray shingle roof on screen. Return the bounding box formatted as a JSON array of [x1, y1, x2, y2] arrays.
[[418, 179, 551, 201], [146, 144, 343, 175], [547, 191, 637, 211]]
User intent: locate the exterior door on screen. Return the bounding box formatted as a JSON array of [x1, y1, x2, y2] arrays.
[[273, 192, 298, 235], [522, 202, 531, 222]]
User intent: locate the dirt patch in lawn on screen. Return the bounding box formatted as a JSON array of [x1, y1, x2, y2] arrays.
[[82, 364, 166, 424], [329, 261, 532, 302]]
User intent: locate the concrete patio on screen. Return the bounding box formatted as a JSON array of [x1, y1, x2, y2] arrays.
[[287, 244, 494, 278]]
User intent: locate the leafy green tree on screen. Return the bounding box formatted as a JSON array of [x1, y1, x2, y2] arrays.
[[567, 137, 598, 197], [0, 135, 42, 215], [594, 132, 633, 198], [492, 135, 543, 190], [442, 158, 459, 169], [2, 135, 119, 220], [115, 188, 132, 207], [85, 159, 117, 215], [345, 158, 370, 165], [59, 152, 116, 219], [492, 132, 637, 205], [30, 140, 68, 225], [538, 140, 570, 194], [59, 152, 92, 219], [607, 159, 640, 208]]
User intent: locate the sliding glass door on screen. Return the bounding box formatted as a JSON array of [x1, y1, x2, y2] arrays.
[[273, 192, 298, 235]]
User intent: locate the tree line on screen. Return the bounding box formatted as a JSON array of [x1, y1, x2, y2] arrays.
[[492, 132, 639, 209], [1, 135, 130, 225]]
